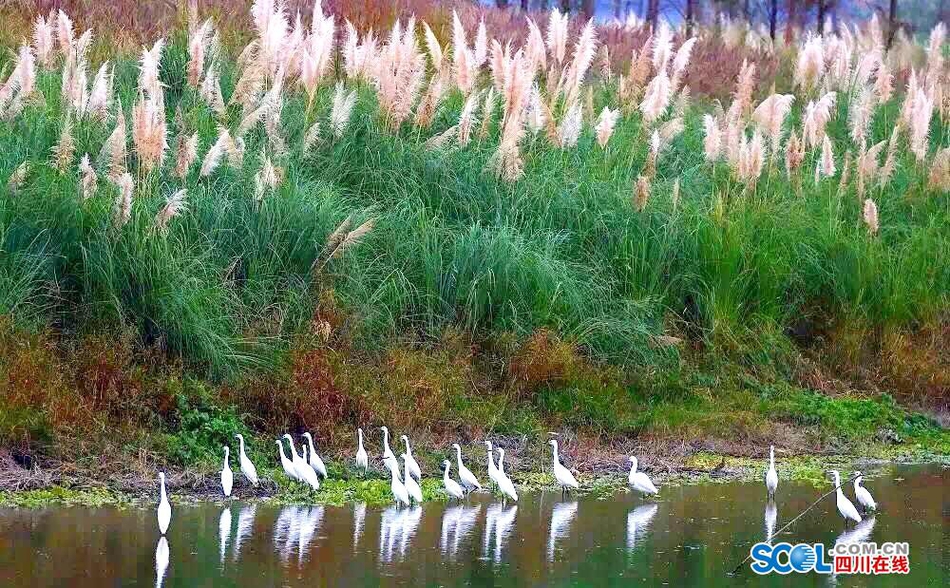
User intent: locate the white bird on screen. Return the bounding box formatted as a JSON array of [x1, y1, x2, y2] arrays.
[[452, 443, 482, 493], [284, 434, 320, 490], [495, 448, 519, 502], [401, 435, 422, 480], [302, 432, 328, 479], [765, 445, 778, 497], [276, 438, 298, 481], [157, 472, 171, 535], [234, 434, 258, 487], [402, 454, 423, 504], [627, 456, 659, 496], [442, 460, 465, 502], [355, 428, 369, 473], [853, 472, 877, 512], [548, 440, 579, 493], [380, 426, 397, 463], [830, 470, 862, 525], [383, 455, 411, 507], [221, 446, 233, 498], [484, 440, 501, 490]]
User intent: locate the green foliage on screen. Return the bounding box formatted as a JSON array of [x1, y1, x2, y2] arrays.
[[165, 381, 245, 465]]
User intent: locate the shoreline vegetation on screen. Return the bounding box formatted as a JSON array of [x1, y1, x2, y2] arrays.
[[0, 0, 947, 508]]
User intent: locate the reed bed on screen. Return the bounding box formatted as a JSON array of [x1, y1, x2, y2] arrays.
[[0, 1, 946, 383]]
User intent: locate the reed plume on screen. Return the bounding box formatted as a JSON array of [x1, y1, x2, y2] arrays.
[[175, 132, 199, 179], [640, 70, 671, 124], [633, 175, 650, 212], [751, 94, 795, 156], [862, 198, 879, 236], [457, 90, 482, 147], [546, 8, 569, 66], [79, 154, 97, 200], [559, 101, 583, 148], [154, 189, 188, 234], [51, 114, 75, 172], [928, 148, 949, 193], [7, 161, 29, 194], [595, 107, 619, 148], [33, 14, 54, 68], [330, 82, 358, 138], [112, 172, 134, 229], [703, 115, 722, 161]]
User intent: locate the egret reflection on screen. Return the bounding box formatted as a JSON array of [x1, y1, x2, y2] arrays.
[[232, 504, 257, 561], [296, 507, 324, 564], [626, 503, 658, 551], [272, 506, 323, 565], [218, 506, 232, 565], [492, 505, 517, 563], [548, 501, 578, 562], [764, 500, 777, 544], [440, 504, 480, 559], [353, 502, 366, 550], [155, 536, 169, 588], [379, 506, 401, 563], [835, 515, 876, 546]]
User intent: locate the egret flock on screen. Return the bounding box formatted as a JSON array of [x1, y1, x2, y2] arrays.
[[155, 429, 877, 543]]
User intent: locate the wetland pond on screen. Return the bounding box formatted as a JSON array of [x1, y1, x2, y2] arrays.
[[0, 464, 946, 586]]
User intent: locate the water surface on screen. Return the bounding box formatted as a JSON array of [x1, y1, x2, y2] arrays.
[[1, 464, 946, 586]]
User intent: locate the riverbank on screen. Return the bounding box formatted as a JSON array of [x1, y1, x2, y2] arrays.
[[3, 441, 947, 509]]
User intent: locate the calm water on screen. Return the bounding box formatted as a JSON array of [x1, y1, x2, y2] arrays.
[[1, 464, 946, 586]]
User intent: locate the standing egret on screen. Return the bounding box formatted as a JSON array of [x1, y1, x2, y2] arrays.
[[234, 434, 258, 487], [830, 470, 862, 525], [401, 435, 422, 480], [383, 455, 411, 507], [495, 448, 519, 502], [355, 428, 369, 473], [627, 456, 659, 496], [548, 440, 579, 494], [853, 472, 877, 512], [283, 434, 319, 490], [452, 443, 481, 494], [157, 472, 171, 535], [484, 440, 500, 490], [765, 445, 778, 497], [302, 432, 328, 479], [380, 426, 397, 463], [221, 446, 234, 498], [295, 443, 321, 491], [442, 460, 465, 502], [276, 438, 298, 481], [402, 454, 423, 504]]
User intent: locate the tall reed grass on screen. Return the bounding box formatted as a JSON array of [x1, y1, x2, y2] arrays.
[[0, 2, 946, 379]]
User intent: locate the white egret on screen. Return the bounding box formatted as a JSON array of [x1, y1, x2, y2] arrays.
[[402, 453, 423, 504], [380, 426, 397, 462], [853, 472, 877, 512], [284, 434, 320, 490], [401, 435, 422, 480], [548, 440, 579, 494], [383, 455, 411, 507], [442, 460, 465, 502], [302, 432, 328, 479], [276, 438, 298, 481], [355, 428, 369, 473], [484, 440, 500, 490], [221, 446, 233, 498], [234, 434, 258, 487], [627, 456, 658, 496], [157, 472, 171, 535], [765, 445, 778, 497], [830, 470, 862, 525], [495, 448, 519, 502], [452, 443, 482, 493]]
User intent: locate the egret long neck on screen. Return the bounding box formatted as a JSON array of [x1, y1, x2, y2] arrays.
[[389, 463, 400, 483], [552, 444, 559, 467], [357, 430, 364, 448], [238, 436, 245, 455], [487, 447, 495, 470], [456, 447, 463, 469], [160, 478, 167, 501], [769, 447, 774, 468], [443, 465, 450, 482], [306, 435, 316, 455], [223, 449, 229, 468], [498, 451, 505, 472]]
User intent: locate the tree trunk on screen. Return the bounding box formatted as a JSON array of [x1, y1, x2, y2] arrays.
[[581, 0, 595, 18], [817, 0, 826, 34], [686, 0, 695, 36], [769, 0, 778, 39], [744, 0, 751, 21], [888, 0, 898, 48], [614, 0, 623, 19], [496, 0, 510, 8], [560, 0, 572, 13], [785, 0, 796, 43], [522, 0, 530, 11], [647, 0, 659, 29]]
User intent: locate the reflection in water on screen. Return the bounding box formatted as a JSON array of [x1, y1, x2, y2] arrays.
[[835, 515, 876, 545], [398, 506, 423, 558], [440, 504, 480, 560], [492, 505, 517, 564], [547, 501, 578, 562], [232, 504, 256, 561], [296, 507, 324, 564], [154, 537, 169, 588], [626, 503, 658, 551], [218, 507, 232, 565], [379, 507, 401, 563], [764, 500, 777, 544], [352, 503, 366, 550], [273, 506, 323, 565]]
